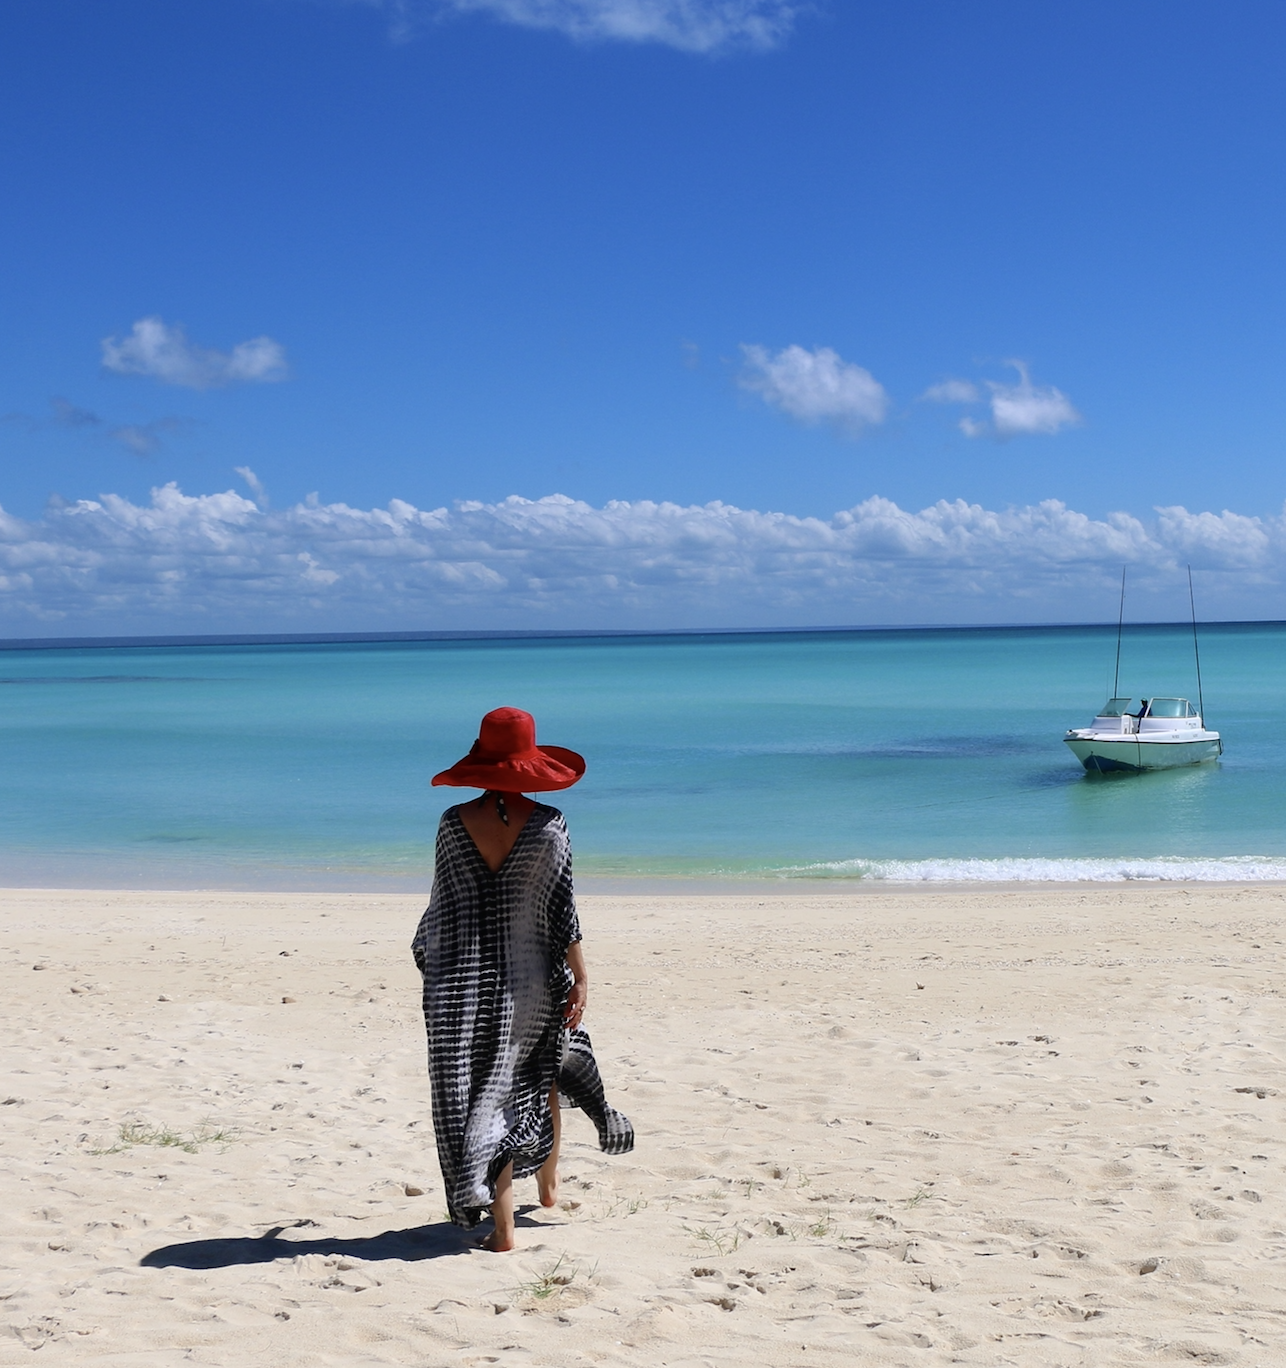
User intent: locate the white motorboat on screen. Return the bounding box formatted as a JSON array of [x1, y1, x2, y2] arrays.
[[1065, 566, 1222, 774], [1064, 696, 1222, 773]]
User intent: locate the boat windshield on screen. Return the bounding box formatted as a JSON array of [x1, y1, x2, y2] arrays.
[[1097, 698, 1136, 717], [1147, 698, 1194, 719]]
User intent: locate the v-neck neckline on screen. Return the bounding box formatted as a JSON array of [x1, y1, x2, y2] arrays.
[[452, 802, 542, 876]]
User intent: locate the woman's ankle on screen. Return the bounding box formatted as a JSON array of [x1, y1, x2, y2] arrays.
[[537, 1163, 559, 1207]]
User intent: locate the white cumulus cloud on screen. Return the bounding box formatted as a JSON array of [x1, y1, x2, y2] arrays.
[[925, 362, 1080, 440], [365, 0, 801, 51], [101, 317, 289, 390], [0, 483, 1281, 634], [983, 362, 1080, 439], [739, 344, 889, 435]]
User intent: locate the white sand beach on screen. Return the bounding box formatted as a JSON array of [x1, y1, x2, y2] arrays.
[[2, 883, 1284, 1366]]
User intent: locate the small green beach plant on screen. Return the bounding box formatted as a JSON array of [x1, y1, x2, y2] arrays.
[[807, 1208, 835, 1238], [515, 1255, 578, 1302], [686, 1225, 742, 1256], [90, 1120, 238, 1155], [600, 1194, 649, 1218]]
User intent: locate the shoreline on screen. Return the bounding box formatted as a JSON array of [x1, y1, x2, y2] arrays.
[[3, 871, 1286, 896]]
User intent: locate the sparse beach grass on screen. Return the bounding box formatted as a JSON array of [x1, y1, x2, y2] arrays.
[[90, 1119, 238, 1155]]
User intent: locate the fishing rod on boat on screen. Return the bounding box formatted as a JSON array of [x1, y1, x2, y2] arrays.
[[1112, 566, 1126, 698], [1187, 564, 1206, 724]]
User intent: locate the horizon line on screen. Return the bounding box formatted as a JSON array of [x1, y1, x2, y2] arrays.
[[1, 618, 1282, 652]]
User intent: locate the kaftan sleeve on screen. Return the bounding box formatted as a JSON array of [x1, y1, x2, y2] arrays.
[[411, 811, 452, 975], [546, 809, 581, 954]]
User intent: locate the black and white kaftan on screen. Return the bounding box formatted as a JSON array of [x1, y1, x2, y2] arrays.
[[412, 802, 633, 1228]]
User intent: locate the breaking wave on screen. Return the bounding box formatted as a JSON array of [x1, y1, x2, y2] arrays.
[[771, 855, 1286, 883]]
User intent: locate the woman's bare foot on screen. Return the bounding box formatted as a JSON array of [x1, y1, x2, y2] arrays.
[[482, 1161, 516, 1251]]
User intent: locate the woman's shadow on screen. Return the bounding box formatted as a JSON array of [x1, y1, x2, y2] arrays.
[[140, 1208, 548, 1270]]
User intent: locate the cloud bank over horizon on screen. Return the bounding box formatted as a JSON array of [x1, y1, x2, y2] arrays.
[[0, 480, 1281, 636]]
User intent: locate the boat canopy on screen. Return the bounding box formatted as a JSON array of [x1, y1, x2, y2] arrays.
[[1146, 698, 1198, 718], [1097, 696, 1199, 719]]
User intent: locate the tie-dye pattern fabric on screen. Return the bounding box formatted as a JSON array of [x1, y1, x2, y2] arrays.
[[412, 803, 632, 1227]]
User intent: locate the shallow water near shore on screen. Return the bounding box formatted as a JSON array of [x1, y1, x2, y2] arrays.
[[1, 623, 1285, 887]]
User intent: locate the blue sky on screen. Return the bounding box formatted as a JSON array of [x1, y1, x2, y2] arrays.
[[2, 1, 1285, 632]]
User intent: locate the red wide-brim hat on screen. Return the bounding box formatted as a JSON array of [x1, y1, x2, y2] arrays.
[[432, 706, 585, 792]]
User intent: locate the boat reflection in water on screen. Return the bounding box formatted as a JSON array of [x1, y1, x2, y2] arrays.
[[1064, 697, 1222, 773]]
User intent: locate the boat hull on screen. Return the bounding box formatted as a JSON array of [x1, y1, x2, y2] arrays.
[[1063, 735, 1222, 773]]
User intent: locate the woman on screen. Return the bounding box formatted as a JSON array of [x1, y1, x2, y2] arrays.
[[412, 707, 633, 1251]]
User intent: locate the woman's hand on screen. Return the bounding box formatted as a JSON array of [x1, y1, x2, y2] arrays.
[[564, 941, 587, 1030], [563, 978, 587, 1030]]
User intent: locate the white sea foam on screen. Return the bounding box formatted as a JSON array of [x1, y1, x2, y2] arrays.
[[772, 855, 1286, 883]]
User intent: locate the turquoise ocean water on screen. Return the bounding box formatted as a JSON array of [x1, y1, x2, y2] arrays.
[[1, 624, 1285, 889]]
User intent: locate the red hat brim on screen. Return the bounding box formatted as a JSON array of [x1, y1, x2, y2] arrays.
[[431, 744, 585, 792]]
